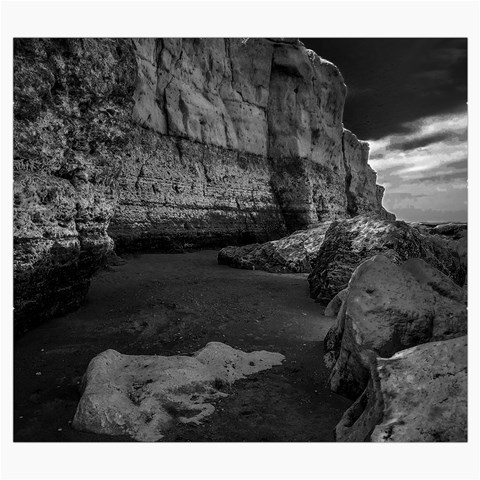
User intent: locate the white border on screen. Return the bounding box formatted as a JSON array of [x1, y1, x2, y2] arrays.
[[1, 1, 479, 479]]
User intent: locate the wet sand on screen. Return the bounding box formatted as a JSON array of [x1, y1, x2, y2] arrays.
[[14, 250, 351, 442]]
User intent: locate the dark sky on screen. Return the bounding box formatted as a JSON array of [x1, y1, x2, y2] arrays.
[[300, 38, 468, 223], [300, 38, 467, 140]]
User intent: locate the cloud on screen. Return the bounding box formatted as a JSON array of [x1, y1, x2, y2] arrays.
[[367, 111, 468, 222], [430, 46, 467, 65], [410, 170, 467, 184], [368, 111, 467, 177], [445, 157, 468, 170], [386, 130, 467, 153], [389, 206, 467, 223]]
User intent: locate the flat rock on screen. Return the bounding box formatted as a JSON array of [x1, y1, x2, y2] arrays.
[[325, 255, 467, 399], [218, 222, 332, 273], [308, 215, 466, 303], [336, 336, 467, 442], [72, 342, 284, 441]]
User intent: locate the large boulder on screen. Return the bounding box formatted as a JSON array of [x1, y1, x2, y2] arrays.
[[335, 336, 467, 442], [325, 255, 467, 399], [324, 288, 348, 317], [308, 215, 466, 303], [217, 222, 332, 273], [72, 342, 284, 441], [413, 222, 468, 272]]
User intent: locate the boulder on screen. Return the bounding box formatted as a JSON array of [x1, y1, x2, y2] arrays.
[[411, 222, 468, 273], [308, 215, 466, 303], [72, 342, 284, 441], [218, 222, 332, 273], [335, 336, 467, 442], [413, 222, 467, 239], [324, 288, 348, 316], [325, 255, 467, 399], [430, 223, 467, 271]]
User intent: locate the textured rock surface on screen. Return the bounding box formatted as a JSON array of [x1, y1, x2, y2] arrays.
[[109, 38, 393, 250], [336, 336, 467, 442], [13, 39, 137, 334], [413, 222, 468, 272], [14, 38, 392, 331], [324, 288, 348, 317], [342, 130, 392, 218], [72, 342, 284, 441], [217, 222, 332, 273], [308, 215, 466, 303], [326, 255, 467, 399]]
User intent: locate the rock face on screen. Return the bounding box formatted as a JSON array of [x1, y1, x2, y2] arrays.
[[413, 222, 468, 272], [324, 288, 348, 317], [325, 255, 467, 399], [217, 222, 332, 273], [109, 38, 393, 251], [326, 256, 468, 442], [14, 39, 137, 335], [308, 215, 466, 303], [336, 336, 467, 442], [72, 342, 284, 441], [14, 38, 392, 332]]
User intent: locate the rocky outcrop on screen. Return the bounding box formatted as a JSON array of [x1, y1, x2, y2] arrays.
[[72, 342, 284, 441], [325, 255, 467, 399], [322, 255, 468, 442], [217, 222, 332, 273], [335, 336, 467, 442], [342, 130, 393, 218], [413, 222, 467, 272], [14, 38, 392, 332], [308, 215, 466, 303], [13, 39, 137, 335]]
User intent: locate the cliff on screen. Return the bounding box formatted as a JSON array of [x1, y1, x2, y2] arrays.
[[110, 38, 393, 251], [14, 39, 138, 335], [13, 38, 393, 333]]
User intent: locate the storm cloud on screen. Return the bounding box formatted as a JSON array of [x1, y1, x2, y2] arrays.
[[301, 38, 467, 222], [367, 111, 467, 222], [301, 38, 467, 140]]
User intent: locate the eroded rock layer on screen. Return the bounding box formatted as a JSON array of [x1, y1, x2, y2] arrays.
[[109, 38, 393, 249], [14, 39, 137, 334], [14, 38, 392, 332]]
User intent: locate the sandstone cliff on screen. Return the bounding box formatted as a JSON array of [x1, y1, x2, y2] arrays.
[[109, 38, 393, 251], [14, 39, 138, 334], [14, 38, 392, 333]]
